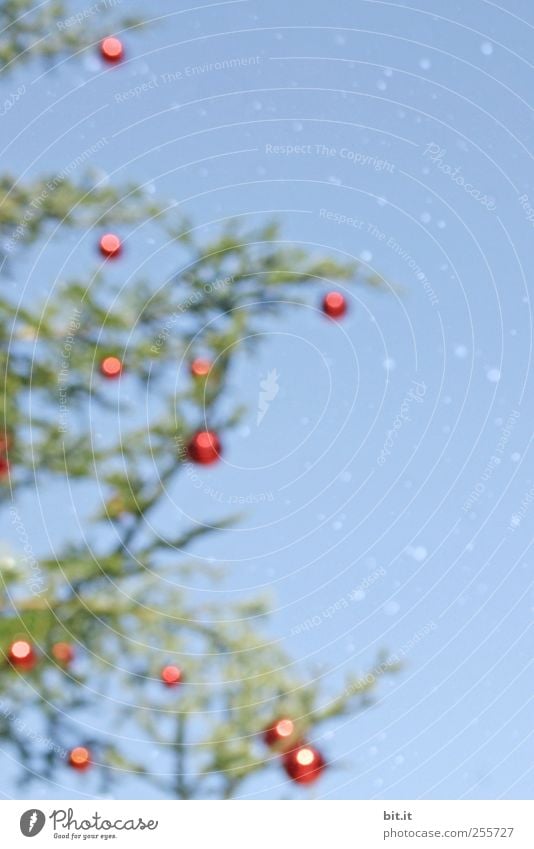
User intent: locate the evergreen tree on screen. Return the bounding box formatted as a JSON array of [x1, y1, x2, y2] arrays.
[[0, 1, 395, 798]]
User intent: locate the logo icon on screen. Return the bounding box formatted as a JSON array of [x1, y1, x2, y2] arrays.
[[20, 809, 46, 837], [257, 368, 280, 426]]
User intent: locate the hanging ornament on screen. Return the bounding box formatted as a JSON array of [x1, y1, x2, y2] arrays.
[[283, 744, 325, 784], [99, 233, 122, 259], [186, 431, 221, 465], [100, 37, 124, 63], [263, 718, 295, 748], [7, 639, 37, 670], [161, 665, 183, 687], [322, 291, 347, 319], [52, 642, 74, 664], [100, 356, 123, 379], [190, 358, 212, 378], [68, 746, 91, 771]]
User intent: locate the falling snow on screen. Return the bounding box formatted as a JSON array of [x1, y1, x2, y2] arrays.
[[406, 545, 428, 562]]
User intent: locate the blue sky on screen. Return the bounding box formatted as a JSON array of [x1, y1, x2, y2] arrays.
[[1, 0, 533, 799]]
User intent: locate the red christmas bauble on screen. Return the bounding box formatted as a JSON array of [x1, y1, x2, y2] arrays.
[[101, 37, 123, 63], [190, 358, 212, 378], [186, 431, 221, 465], [161, 665, 183, 687], [99, 233, 122, 258], [52, 642, 74, 664], [283, 744, 325, 785], [69, 746, 91, 771], [0, 457, 10, 478], [8, 639, 37, 670], [322, 291, 347, 319], [264, 718, 295, 748], [100, 356, 123, 379]]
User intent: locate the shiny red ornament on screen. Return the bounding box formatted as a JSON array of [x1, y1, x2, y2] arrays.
[[52, 642, 74, 664], [68, 746, 91, 771], [100, 356, 123, 379], [264, 718, 295, 748], [322, 291, 347, 319], [190, 358, 212, 378], [99, 233, 122, 258], [283, 744, 325, 785], [7, 639, 37, 670], [186, 430, 221, 465], [100, 37, 123, 63], [161, 665, 183, 687]]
